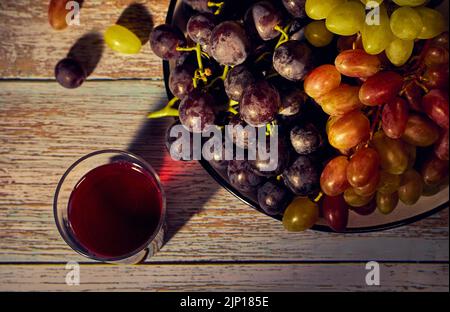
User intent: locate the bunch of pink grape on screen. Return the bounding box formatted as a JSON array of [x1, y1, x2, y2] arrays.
[[304, 31, 448, 231]]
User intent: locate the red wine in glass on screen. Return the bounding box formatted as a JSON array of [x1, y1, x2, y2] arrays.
[[68, 161, 163, 258]]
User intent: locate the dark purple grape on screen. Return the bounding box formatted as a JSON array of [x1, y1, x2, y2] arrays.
[[257, 180, 291, 215], [150, 24, 186, 60], [273, 41, 313, 81], [179, 91, 216, 133], [226, 114, 257, 150], [55, 58, 86, 89], [187, 13, 217, 50], [251, 1, 284, 41], [204, 138, 229, 170], [210, 21, 251, 66], [183, 0, 212, 13], [282, 0, 307, 19], [279, 88, 306, 116], [282, 155, 320, 196], [165, 121, 193, 161], [288, 18, 308, 41], [249, 136, 291, 177], [227, 160, 265, 193], [290, 123, 323, 155], [224, 65, 256, 102], [169, 63, 195, 99], [240, 80, 281, 127]]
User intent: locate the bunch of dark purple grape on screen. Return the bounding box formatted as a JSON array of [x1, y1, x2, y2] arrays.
[[148, 0, 330, 232]]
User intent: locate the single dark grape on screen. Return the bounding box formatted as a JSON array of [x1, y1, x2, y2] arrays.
[[165, 121, 193, 161], [187, 13, 217, 50], [169, 63, 195, 99], [183, 0, 212, 13], [227, 160, 264, 193], [55, 58, 86, 89], [204, 138, 229, 170], [273, 41, 313, 81], [251, 1, 284, 41], [226, 114, 256, 150], [288, 18, 308, 41], [282, 0, 307, 19], [257, 180, 291, 216], [210, 21, 251, 66], [282, 155, 320, 196], [224, 65, 256, 102], [249, 136, 291, 177], [240, 80, 281, 127], [179, 90, 216, 133], [290, 123, 323, 155], [279, 88, 306, 116], [150, 24, 186, 60]]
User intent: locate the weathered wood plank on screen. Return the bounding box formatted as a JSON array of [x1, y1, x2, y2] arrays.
[[0, 0, 170, 79], [0, 263, 447, 291], [0, 81, 448, 263]]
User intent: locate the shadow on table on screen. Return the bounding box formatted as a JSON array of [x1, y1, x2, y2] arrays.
[[116, 2, 154, 46], [67, 32, 104, 77], [127, 116, 220, 246]]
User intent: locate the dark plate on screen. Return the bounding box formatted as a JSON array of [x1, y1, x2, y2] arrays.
[[162, 0, 449, 233]]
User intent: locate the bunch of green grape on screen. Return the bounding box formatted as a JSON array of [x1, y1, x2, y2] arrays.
[[304, 0, 446, 66]]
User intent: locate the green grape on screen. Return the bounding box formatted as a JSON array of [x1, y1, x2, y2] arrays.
[[390, 7, 424, 40], [362, 4, 393, 55], [360, 0, 383, 5], [104, 24, 142, 54], [385, 38, 414, 67], [344, 187, 374, 208], [393, 0, 426, 6], [377, 191, 399, 215], [372, 131, 409, 175], [305, 20, 334, 47], [398, 169, 424, 205], [282, 197, 319, 232], [305, 0, 346, 20], [377, 171, 402, 194], [326, 1, 366, 36], [415, 7, 446, 40]]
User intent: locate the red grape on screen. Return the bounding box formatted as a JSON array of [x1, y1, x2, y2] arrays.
[[382, 97, 409, 139], [317, 84, 363, 116], [335, 49, 381, 78], [424, 46, 449, 67], [210, 21, 250, 66], [422, 66, 449, 90], [434, 130, 449, 160], [403, 81, 425, 112], [179, 91, 216, 133], [328, 110, 370, 150], [251, 1, 283, 41], [402, 114, 440, 147], [320, 156, 350, 197], [421, 155, 449, 186], [273, 41, 313, 81], [359, 71, 404, 106], [347, 147, 380, 188], [150, 24, 187, 60], [304, 65, 341, 99], [322, 195, 349, 232], [422, 89, 449, 129]]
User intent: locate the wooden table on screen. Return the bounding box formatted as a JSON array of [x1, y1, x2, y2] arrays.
[[0, 0, 448, 292]]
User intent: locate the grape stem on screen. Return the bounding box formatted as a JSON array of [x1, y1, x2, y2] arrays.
[[368, 105, 382, 144], [229, 99, 239, 107], [255, 51, 272, 64], [274, 25, 290, 49], [177, 43, 211, 87], [207, 1, 224, 15], [147, 97, 180, 119], [205, 65, 229, 89], [313, 192, 323, 203], [228, 106, 239, 115]]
